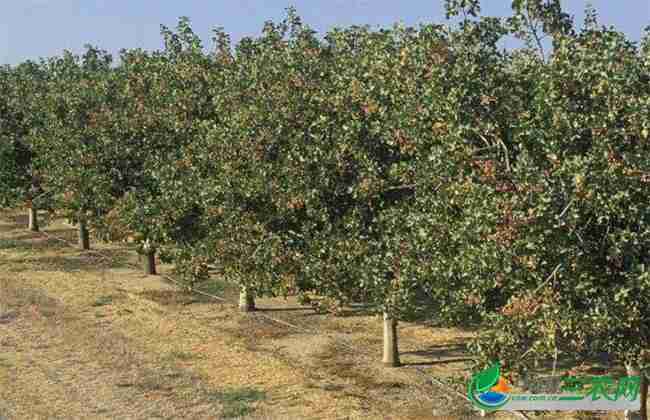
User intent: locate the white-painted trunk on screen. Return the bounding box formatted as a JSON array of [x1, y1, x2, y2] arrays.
[[239, 287, 255, 312], [28, 207, 38, 232], [144, 250, 156, 275], [382, 311, 400, 367]]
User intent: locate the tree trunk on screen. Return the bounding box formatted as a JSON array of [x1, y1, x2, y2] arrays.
[[28, 206, 39, 232], [78, 216, 90, 250], [144, 250, 156, 275], [239, 287, 256, 312], [382, 311, 400, 367], [625, 364, 648, 420]]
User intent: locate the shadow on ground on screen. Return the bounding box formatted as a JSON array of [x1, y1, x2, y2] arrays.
[[7, 214, 29, 226], [400, 343, 474, 367], [256, 307, 313, 313], [0, 237, 70, 252], [138, 289, 216, 306], [5, 250, 131, 273]]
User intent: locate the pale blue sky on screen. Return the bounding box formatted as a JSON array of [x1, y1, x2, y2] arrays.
[[1, 1, 648, 64]]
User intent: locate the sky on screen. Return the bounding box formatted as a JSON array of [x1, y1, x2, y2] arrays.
[[1, 1, 648, 65]]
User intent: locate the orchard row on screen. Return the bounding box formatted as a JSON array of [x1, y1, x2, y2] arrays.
[[1, 1, 649, 373]]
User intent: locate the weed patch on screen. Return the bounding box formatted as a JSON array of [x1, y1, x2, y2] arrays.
[[207, 387, 265, 419], [167, 350, 197, 361], [92, 295, 113, 307]]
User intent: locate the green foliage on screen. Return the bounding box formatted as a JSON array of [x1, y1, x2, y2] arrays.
[[32, 46, 118, 230], [0, 62, 47, 208], [469, 21, 650, 373], [92, 295, 113, 307]]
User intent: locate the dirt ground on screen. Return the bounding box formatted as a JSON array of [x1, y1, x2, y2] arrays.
[[0, 210, 640, 419]]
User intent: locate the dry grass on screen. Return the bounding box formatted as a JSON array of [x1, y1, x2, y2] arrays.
[[0, 210, 641, 420]]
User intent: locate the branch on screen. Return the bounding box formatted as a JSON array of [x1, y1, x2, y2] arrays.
[[558, 198, 574, 219], [380, 181, 445, 195], [533, 263, 562, 294], [472, 144, 500, 155], [523, 8, 547, 62], [475, 132, 491, 149], [498, 138, 511, 173], [382, 183, 417, 192], [476, 132, 511, 173]]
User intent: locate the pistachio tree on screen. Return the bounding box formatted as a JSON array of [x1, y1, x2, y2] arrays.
[[166, 11, 317, 310], [32, 46, 116, 249], [0, 62, 50, 229], [473, 23, 650, 373], [115, 18, 233, 276], [437, 3, 650, 398]]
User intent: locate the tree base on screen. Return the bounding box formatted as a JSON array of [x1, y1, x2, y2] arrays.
[[144, 251, 157, 275], [78, 219, 90, 250], [382, 312, 400, 369], [28, 208, 39, 232], [239, 288, 256, 312]]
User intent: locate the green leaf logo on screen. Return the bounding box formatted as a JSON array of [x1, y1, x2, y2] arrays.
[[473, 362, 501, 393], [468, 362, 510, 411]]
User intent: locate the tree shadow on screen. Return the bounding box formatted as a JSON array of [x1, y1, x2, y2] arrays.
[[300, 312, 329, 318], [400, 358, 473, 367], [43, 227, 77, 235], [43, 228, 79, 242], [139, 289, 215, 306], [0, 237, 69, 251], [5, 227, 78, 244], [420, 343, 465, 352], [255, 307, 313, 313], [7, 250, 132, 273], [336, 304, 377, 317], [8, 214, 29, 226], [402, 343, 468, 359], [399, 343, 475, 368], [10, 232, 49, 241]]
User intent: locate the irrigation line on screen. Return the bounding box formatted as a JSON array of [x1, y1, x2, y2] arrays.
[[30, 225, 527, 418], [36, 229, 315, 334]]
